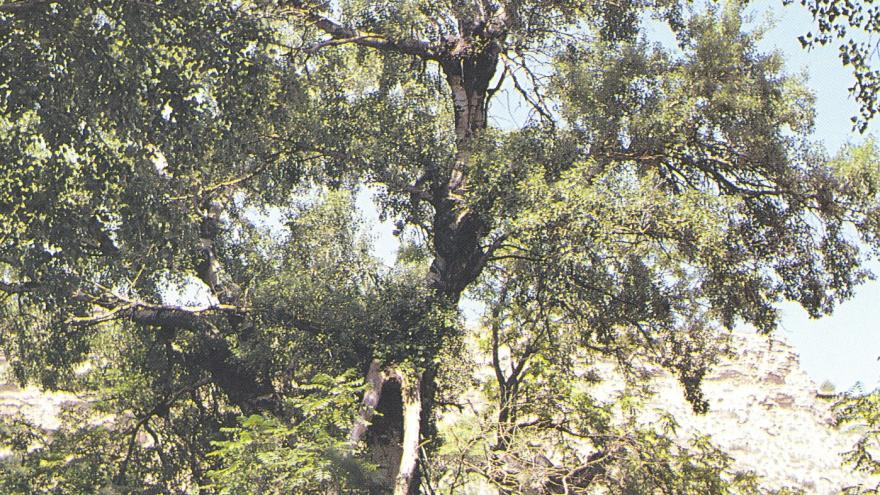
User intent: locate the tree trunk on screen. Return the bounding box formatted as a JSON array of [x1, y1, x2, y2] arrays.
[[348, 364, 425, 494], [356, 44, 502, 494], [350, 360, 386, 452], [427, 48, 500, 299], [394, 371, 421, 495]]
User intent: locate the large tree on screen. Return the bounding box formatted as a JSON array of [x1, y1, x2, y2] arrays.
[[1, 0, 879, 493]]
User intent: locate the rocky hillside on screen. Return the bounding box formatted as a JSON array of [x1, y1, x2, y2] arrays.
[[0, 357, 78, 431], [632, 332, 876, 494], [0, 333, 875, 493]]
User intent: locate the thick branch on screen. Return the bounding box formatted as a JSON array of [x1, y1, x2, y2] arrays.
[[0, 280, 40, 294], [285, 1, 438, 59], [0, 0, 48, 14], [0, 278, 245, 329], [68, 295, 245, 328]]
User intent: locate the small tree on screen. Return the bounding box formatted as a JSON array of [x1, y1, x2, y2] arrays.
[[836, 387, 880, 494], [820, 380, 837, 396]]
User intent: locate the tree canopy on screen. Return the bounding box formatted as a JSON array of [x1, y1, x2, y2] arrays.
[[0, 0, 879, 493]]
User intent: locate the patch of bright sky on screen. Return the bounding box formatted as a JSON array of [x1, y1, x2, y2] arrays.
[[752, 0, 880, 391], [355, 0, 880, 389]]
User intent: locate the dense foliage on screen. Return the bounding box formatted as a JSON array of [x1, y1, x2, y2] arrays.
[[837, 387, 880, 494], [1, 0, 879, 493]]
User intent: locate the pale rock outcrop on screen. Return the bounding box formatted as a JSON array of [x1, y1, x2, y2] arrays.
[[0, 356, 77, 431], [0, 332, 875, 493], [634, 332, 876, 494]]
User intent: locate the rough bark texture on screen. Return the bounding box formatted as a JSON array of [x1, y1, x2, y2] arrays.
[[192, 198, 280, 414], [294, 6, 509, 492], [350, 360, 386, 452], [394, 371, 422, 495], [360, 45, 502, 495], [349, 364, 425, 495], [367, 377, 405, 493], [428, 47, 500, 300]]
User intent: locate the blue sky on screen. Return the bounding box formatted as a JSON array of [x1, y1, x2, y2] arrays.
[[754, 0, 880, 391], [358, 0, 880, 391]]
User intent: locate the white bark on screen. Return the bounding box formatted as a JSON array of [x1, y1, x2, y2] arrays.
[[349, 360, 385, 453], [449, 74, 471, 143], [394, 372, 422, 495]]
